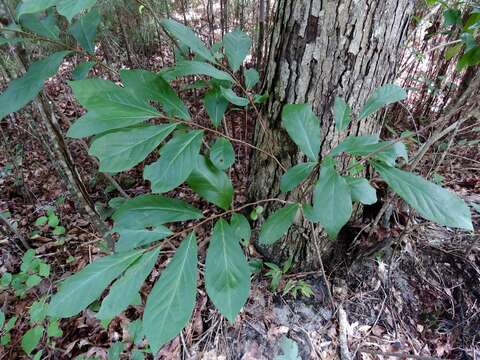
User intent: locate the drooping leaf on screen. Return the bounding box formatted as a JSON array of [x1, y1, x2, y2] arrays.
[[220, 87, 249, 107], [187, 155, 233, 210], [113, 194, 203, 229], [97, 249, 160, 320], [67, 80, 160, 138], [120, 70, 190, 120], [333, 97, 352, 132], [330, 135, 379, 156], [210, 138, 235, 170], [457, 46, 480, 70], [230, 213, 251, 244], [244, 68, 259, 89], [144, 130, 204, 193], [259, 204, 300, 245], [16, 0, 57, 19], [72, 61, 95, 80], [21, 326, 44, 355], [161, 19, 215, 62], [89, 123, 177, 173], [344, 177, 377, 205], [280, 162, 317, 193], [312, 159, 352, 238], [375, 163, 473, 230], [445, 43, 463, 60], [114, 225, 172, 252], [443, 8, 461, 26], [56, 0, 97, 22], [281, 104, 321, 161], [358, 84, 407, 120], [0, 51, 69, 120], [20, 12, 60, 40], [203, 88, 229, 127], [143, 233, 197, 353], [47, 251, 143, 318], [223, 28, 251, 72], [68, 8, 101, 54], [205, 220, 250, 322], [172, 61, 234, 82]]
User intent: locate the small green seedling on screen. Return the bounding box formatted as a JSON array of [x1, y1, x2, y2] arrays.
[[34, 208, 66, 237]]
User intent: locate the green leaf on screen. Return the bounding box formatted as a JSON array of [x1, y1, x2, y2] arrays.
[[108, 342, 123, 360], [38, 263, 50, 277], [21, 326, 44, 355], [280, 162, 316, 193], [52, 226, 66, 235], [67, 80, 160, 138], [48, 214, 59, 227], [172, 61, 234, 82], [114, 226, 172, 252], [223, 28, 251, 72], [187, 156, 233, 210], [204, 88, 229, 127], [0, 51, 69, 120], [276, 336, 300, 360], [312, 159, 352, 238], [345, 177, 377, 205], [205, 220, 250, 322], [244, 68, 259, 89], [333, 97, 352, 132], [47, 250, 143, 318], [89, 123, 177, 173], [56, 0, 97, 22], [113, 194, 202, 228], [445, 43, 463, 60], [330, 135, 379, 156], [16, 0, 57, 18], [143, 233, 197, 353], [230, 213, 251, 244], [358, 84, 407, 120], [259, 204, 299, 245], [26, 274, 42, 288], [29, 299, 48, 323], [128, 319, 144, 345], [443, 8, 461, 26], [457, 46, 480, 70], [144, 130, 203, 193], [97, 249, 160, 320], [375, 163, 473, 230], [72, 61, 95, 80], [0, 37, 24, 46], [35, 216, 48, 226], [120, 70, 190, 120], [4, 316, 17, 332], [0, 311, 4, 329], [68, 8, 101, 54], [161, 19, 215, 62], [220, 87, 248, 107], [210, 138, 235, 170], [47, 320, 63, 337], [20, 12, 60, 40], [281, 104, 321, 161]]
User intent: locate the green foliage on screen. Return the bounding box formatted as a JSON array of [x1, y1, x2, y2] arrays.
[[230, 213, 251, 246], [204, 87, 229, 127], [56, 0, 97, 22], [68, 8, 101, 54], [259, 204, 300, 245], [244, 68, 260, 89], [358, 84, 407, 119], [280, 162, 317, 193], [210, 137, 235, 170], [20, 11, 60, 40], [72, 61, 95, 80], [223, 28, 252, 72], [333, 97, 352, 131], [21, 326, 43, 355], [276, 336, 301, 360], [345, 177, 377, 205]]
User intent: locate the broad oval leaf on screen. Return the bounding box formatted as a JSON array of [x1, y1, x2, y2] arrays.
[[220, 87, 248, 107], [187, 155, 233, 210], [312, 159, 352, 238], [144, 130, 204, 193], [259, 204, 300, 245], [72, 61, 95, 80], [57, 0, 97, 22], [21, 326, 44, 355], [203, 88, 229, 127], [330, 135, 379, 156], [143, 233, 197, 353], [113, 225, 172, 252], [244, 68, 259, 89], [375, 163, 473, 230], [333, 97, 352, 132], [113, 194, 203, 229], [344, 177, 377, 205], [161, 19, 215, 62], [230, 213, 251, 244], [171, 61, 234, 82], [205, 219, 250, 322], [280, 162, 317, 193], [120, 70, 190, 120], [210, 138, 235, 170], [20, 12, 60, 40], [68, 8, 101, 54], [97, 248, 160, 320], [358, 84, 407, 120], [0, 51, 69, 120], [16, 0, 56, 19], [47, 250, 143, 318], [223, 29, 251, 72], [281, 104, 321, 161], [89, 123, 177, 173]]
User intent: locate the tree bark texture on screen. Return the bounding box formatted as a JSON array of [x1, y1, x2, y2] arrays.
[[249, 0, 414, 268]]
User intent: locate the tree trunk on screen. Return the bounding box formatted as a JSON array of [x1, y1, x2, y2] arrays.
[[249, 0, 414, 269], [256, 0, 266, 68]]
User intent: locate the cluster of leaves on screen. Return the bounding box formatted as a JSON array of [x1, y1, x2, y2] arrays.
[[0, 310, 17, 347], [427, 0, 480, 69], [265, 257, 314, 299], [0, 1, 474, 356], [33, 207, 66, 237]]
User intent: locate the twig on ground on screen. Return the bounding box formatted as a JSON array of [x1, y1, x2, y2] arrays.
[[338, 306, 352, 360]]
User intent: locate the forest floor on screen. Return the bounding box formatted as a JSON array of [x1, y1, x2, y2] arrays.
[[1, 54, 479, 360]]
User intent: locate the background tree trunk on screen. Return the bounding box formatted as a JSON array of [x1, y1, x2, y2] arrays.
[[249, 0, 414, 269]]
